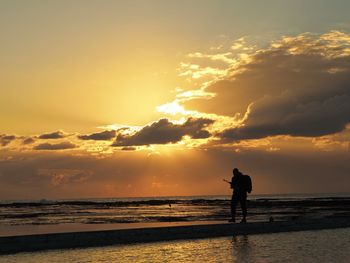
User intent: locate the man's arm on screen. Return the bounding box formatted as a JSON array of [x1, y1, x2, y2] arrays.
[[223, 179, 233, 189]]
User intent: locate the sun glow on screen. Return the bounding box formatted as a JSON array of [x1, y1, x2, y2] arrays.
[[156, 101, 188, 115]]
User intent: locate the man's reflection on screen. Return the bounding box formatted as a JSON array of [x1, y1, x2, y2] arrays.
[[231, 235, 254, 262]]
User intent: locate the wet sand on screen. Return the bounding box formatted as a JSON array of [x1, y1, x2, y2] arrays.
[[0, 221, 222, 237], [1, 217, 349, 254]]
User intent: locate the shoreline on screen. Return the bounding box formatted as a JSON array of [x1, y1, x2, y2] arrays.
[[1, 217, 350, 254]]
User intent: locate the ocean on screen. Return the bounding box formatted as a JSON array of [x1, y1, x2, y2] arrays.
[[1, 193, 349, 262], [1, 193, 349, 227]]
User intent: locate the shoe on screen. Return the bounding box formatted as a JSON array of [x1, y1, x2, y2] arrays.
[[240, 218, 247, 223], [228, 219, 236, 223]]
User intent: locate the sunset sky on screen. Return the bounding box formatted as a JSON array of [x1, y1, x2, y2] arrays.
[[1, 0, 350, 200]]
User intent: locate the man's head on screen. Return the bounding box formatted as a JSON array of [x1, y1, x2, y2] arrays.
[[233, 168, 240, 176]]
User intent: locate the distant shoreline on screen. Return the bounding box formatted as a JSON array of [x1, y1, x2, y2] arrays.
[[1, 217, 350, 254]]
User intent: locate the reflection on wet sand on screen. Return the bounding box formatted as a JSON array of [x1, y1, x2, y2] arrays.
[[232, 235, 254, 262], [1, 228, 349, 263]]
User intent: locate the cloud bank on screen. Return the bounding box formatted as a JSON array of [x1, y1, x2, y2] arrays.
[[113, 117, 214, 147]]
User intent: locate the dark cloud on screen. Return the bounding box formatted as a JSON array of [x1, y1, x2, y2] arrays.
[[121, 146, 137, 151], [113, 117, 214, 147], [78, 130, 116, 141], [182, 117, 214, 139], [39, 131, 66, 139], [184, 31, 350, 140], [221, 92, 350, 140], [22, 137, 35, 145], [33, 141, 77, 150], [0, 135, 16, 146]]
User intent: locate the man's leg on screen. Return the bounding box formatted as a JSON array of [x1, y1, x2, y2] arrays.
[[230, 194, 239, 222], [240, 194, 247, 223]]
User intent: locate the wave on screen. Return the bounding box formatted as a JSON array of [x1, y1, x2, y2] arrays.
[[1, 196, 349, 208], [1, 195, 349, 226]]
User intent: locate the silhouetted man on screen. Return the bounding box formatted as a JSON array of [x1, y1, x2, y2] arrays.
[[228, 168, 252, 223]]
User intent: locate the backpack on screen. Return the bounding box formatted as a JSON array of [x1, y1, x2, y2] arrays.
[[243, 174, 252, 193]]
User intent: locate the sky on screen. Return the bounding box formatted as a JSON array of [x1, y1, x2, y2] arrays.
[[1, 0, 350, 199]]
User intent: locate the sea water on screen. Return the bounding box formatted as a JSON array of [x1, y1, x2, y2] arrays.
[[1, 193, 349, 227], [1, 228, 349, 263]]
